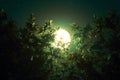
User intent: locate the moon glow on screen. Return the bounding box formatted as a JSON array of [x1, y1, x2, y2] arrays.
[[52, 29, 71, 49]]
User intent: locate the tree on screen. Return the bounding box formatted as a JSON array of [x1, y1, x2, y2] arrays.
[[72, 10, 120, 80], [16, 14, 55, 80], [0, 8, 20, 80]]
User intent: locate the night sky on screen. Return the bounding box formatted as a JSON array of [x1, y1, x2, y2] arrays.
[[0, 0, 120, 26]]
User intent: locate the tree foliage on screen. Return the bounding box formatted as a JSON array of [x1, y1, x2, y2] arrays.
[[72, 10, 120, 80], [0, 9, 120, 80]]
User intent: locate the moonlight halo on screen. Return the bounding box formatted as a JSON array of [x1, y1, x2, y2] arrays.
[[52, 29, 71, 49]]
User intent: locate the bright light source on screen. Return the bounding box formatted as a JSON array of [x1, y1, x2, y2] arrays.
[[52, 29, 71, 49]]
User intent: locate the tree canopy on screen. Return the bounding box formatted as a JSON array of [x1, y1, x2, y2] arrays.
[[0, 9, 120, 80]]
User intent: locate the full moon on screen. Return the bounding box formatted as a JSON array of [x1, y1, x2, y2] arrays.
[[52, 29, 71, 49]]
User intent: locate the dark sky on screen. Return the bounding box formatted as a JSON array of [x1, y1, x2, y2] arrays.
[[0, 0, 120, 26]]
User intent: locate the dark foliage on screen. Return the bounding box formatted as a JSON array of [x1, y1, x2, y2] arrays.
[[0, 9, 120, 80], [72, 10, 120, 80]]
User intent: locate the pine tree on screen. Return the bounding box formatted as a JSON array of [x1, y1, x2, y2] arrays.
[[71, 10, 120, 80], [0, 8, 19, 80]]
